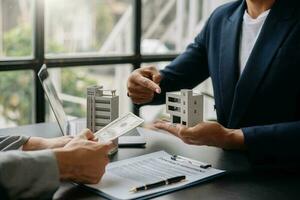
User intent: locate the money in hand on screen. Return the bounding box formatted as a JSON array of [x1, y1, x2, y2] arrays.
[[94, 112, 144, 142]]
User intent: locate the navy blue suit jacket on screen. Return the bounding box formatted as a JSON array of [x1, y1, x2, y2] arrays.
[[151, 0, 300, 165]]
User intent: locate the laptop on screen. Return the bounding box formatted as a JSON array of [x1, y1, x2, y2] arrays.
[[38, 64, 86, 136], [38, 64, 146, 146]]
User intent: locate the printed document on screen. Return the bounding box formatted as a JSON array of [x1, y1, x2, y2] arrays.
[[84, 151, 225, 200]]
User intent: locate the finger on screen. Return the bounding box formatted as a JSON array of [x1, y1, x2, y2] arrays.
[[106, 142, 114, 151], [128, 92, 154, 100], [79, 129, 95, 140], [127, 83, 153, 95], [127, 88, 153, 96], [141, 66, 160, 78], [100, 142, 114, 153], [161, 118, 171, 122], [142, 68, 161, 84], [182, 138, 197, 145], [152, 74, 162, 84], [153, 121, 181, 137], [134, 74, 161, 94], [131, 97, 152, 105]]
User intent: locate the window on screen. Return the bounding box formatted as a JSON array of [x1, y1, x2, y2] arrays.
[[46, 65, 132, 122], [45, 0, 134, 57], [0, 0, 229, 128], [173, 115, 181, 124], [0, 0, 34, 60], [168, 106, 180, 112], [0, 70, 34, 128], [142, 0, 203, 54], [168, 97, 180, 103], [141, 0, 233, 54]]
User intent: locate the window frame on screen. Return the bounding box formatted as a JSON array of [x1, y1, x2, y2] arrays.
[[0, 0, 178, 123]]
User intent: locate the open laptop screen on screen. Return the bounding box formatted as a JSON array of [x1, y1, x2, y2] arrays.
[[38, 64, 68, 135]]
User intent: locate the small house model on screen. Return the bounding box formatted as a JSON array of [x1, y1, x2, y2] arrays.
[[87, 85, 119, 155], [166, 89, 204, 127], [87, 85, 119, 133]]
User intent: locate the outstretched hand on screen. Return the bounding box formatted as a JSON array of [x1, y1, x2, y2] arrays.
[[154, 120, 246, 150]]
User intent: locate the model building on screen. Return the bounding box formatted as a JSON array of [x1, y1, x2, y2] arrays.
[[166, 89, 204, 127], [87, 85, 119, 155], [87, 85, 119, 133]]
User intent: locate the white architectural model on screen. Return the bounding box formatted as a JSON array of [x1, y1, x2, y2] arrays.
[[166, 89, 204, 127], [87, 85, 119, 133], [87, 85, 119, 155]]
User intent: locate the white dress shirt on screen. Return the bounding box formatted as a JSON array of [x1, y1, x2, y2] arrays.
[[239, 9, 270, 76]]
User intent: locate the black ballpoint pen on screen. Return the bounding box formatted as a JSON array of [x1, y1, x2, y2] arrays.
[[129, 175, 186, 193]]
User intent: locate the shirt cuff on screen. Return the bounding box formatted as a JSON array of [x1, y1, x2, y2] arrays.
[[0, 135, 30, 151]]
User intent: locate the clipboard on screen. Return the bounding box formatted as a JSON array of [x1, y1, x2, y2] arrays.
[[81, 151, 225, 200]]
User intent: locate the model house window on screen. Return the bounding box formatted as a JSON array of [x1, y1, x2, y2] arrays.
[[168, 97, 181, 103]]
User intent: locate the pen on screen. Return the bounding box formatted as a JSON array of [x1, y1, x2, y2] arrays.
[[171, 155, 212, 169], [129, 175, 186, 193]]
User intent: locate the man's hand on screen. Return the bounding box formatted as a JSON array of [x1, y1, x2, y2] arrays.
[[154, 121, 246, 150], [53, 129, 113, 184], [23, 136, 73, 151], [127, 66, 162, 104]]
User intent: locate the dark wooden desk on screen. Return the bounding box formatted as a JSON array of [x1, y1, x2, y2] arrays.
[[0, 123, 299, 200]]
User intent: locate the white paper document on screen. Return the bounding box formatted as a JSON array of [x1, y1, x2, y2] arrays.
[[83, 151, 225, 200]]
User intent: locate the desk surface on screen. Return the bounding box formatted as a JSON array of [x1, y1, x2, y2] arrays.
[[0, 123, 299, 200]]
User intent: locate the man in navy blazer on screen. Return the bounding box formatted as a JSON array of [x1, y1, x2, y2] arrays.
[[127, 0, 300, 165]]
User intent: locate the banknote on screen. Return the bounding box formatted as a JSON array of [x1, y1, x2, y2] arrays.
[[94, 112, 144, 142]]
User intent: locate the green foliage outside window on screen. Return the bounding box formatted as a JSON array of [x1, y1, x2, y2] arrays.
[[0, 24, 97, 126], [0, 70, 34, 125], [3, 24, 33, 57], [62, 68, 97, 118], [0, 1, 122, 126], [0, 24, 34, 126]]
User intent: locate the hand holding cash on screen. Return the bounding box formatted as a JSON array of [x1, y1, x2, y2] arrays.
[[94, 112, 144, 143]]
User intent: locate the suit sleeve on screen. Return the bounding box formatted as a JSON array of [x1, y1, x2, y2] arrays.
[[149, 21, 210, 105], [242, 121, 300, 166], [0, 150, 60, 199]]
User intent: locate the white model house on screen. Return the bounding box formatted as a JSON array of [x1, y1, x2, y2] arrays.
[[87, 85, 119, 133], [166, 89, 204, 127], [87, 85, 119, 155]]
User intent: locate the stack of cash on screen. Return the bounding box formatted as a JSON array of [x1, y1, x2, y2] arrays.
[[95, 112, 144, 142]]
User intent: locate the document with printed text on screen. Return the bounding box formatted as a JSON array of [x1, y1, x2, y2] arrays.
[[83, 151, 225, 200]]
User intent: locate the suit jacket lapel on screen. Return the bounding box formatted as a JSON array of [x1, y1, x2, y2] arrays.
[[228, 0, 297, 128], [219, 2, 245, 124]]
